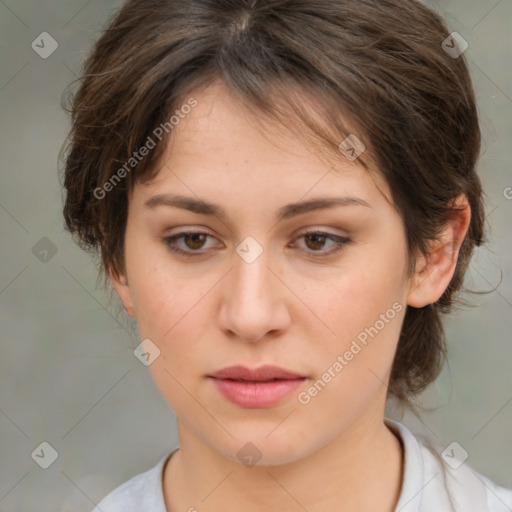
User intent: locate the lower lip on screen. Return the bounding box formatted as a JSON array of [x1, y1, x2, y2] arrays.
[[210, 377, 306, 408]]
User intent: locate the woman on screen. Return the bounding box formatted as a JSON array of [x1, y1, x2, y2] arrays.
[[61, 0, 512, 510]]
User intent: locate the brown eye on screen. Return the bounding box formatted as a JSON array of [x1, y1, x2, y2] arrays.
[[304, 233, 328, 251], [163, 230, 351, 259], [182, 233, 208, 250], [293, 230, 352, 257], [163, 231, 219, 258]]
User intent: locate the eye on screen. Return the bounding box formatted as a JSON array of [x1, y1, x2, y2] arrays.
[[290, 230, 351, 257], [162, 230, 351, 258], [162, 231, 220, 258]]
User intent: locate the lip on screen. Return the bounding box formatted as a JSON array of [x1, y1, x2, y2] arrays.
[[208, 365, 307, 408], [209, 365, 306, 381]]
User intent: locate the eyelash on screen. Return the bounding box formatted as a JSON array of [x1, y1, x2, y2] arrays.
[[162, 230, 351, 259]]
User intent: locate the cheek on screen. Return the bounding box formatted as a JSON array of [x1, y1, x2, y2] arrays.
[[125, 233, 191, 336], [128, 267, 212, 414], [296, 277, 405, 430], [305, 250, 407, 385], [322, 262, 404, 335], [133, 272, 202, 343]]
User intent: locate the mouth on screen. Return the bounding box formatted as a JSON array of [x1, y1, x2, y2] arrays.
[[209, 364, 307, 381], [208, 365, 308, 408]]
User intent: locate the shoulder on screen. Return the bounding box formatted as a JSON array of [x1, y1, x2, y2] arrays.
[[90, 451, 176, 512], [420, 441, 512, 512], [385, 418, 512, 512]]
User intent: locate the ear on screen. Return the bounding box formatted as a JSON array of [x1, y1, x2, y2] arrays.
[[100, 221, 136, 318], [108, 267, 136, 317], [407, 195, 471, 308]]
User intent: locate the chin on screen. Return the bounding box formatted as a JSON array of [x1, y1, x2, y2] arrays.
[[203, 422, 327, 468]]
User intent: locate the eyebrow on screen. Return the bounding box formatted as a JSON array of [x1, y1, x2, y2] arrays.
[[144, 193, 371, 221]]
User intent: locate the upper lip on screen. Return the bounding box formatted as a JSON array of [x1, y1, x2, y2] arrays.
[[209, 365, 306, 381]]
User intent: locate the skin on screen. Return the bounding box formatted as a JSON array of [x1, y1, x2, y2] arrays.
[[110, 80, 471, 512]]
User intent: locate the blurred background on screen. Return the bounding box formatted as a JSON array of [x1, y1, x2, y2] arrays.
[[0, 0, 511, 510]]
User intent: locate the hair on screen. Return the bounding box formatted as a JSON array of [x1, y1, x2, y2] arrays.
[[60, 0, 485, 415]]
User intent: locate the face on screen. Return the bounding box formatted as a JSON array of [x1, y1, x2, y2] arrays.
[[112, 80, 415, 466]]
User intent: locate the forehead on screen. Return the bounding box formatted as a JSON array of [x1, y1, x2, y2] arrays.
[[131, 81, 393, 212]]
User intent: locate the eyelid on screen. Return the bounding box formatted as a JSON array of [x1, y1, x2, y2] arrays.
[[290, 229, 351, 255], [162, 227, 352, 259]]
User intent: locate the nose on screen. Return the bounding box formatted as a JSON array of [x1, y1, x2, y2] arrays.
[[218, 245, 292, 344]]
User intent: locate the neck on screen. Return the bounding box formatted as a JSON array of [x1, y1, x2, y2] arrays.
[[163, 408, 403, 512]]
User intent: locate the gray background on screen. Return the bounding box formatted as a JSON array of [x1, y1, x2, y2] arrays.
[[0, 1, 511, 510]]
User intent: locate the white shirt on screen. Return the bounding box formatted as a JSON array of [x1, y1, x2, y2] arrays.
[[91, 418, 512, 511]]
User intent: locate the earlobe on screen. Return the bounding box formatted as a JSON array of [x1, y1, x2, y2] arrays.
[[407, 195, 471, 308], [108, 268, 136, 317]]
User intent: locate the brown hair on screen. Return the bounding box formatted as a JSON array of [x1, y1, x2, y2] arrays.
[[60, 0, 485, 414]]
